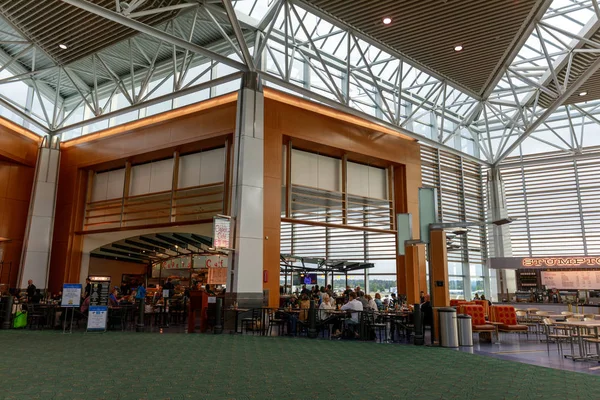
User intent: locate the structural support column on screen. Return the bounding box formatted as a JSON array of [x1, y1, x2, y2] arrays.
[[228, 72, 265, 307], [405, 242, 426, 304], [18, 136, 60, 290], [487, 167, 515, 300], [430, 228, 449, 308]]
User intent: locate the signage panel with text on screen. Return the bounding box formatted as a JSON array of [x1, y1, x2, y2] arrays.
[[489, 256, 600, 269]]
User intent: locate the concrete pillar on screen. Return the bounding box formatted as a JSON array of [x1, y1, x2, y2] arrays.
[[18, 136, 60, 290], [487, 167, 515, 300], [227, 72, 264, 308]]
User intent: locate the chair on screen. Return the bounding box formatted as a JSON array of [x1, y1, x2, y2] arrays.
[[241, 308, 261, 335], [491, 305, 528, 339], [267, 309, 285, 336], [460, 305, 495, 339], [108, 308, 126, 331], [26, 304, 46, 330], [474, 300, 490, 319], [361, 311, 387, 343], [541, 318, 571, 355], [516, 310, 538, 338]]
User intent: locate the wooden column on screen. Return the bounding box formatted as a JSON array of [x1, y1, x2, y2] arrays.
[[430, 228, 449, 308], [405, 242, 426, 304], [170, 150, 179, 223], [120, 160, 131, 227]]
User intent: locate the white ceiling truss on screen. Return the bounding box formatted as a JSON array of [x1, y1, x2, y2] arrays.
[[0, 0, 598, 167]]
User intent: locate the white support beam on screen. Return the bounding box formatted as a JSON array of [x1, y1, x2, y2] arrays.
[[494, 55, 600, 165], [60, 0, 248, 72]]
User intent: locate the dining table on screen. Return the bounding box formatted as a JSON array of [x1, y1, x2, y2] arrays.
[[554, 320, 600, 361]]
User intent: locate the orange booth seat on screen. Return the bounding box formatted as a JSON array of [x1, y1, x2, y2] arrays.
[[490, 305, 528, 334], [458, 305, 495, 333], [473, 300, 490, 317]]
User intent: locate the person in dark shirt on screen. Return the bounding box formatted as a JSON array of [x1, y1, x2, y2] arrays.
[[204, 283, 215, 296], [163, 278, 175, 297], [84, 278, 91, 299], [26, 280, 36, 302], [420, 294, 434, 344], [31, 289, 42, 304]]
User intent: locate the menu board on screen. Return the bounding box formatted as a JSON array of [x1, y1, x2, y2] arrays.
[[61, 284, 82, 307], [541, 270, 600, 289], [207, 267, 227, 285], [89, 281, 110, 306], [213, 216, 231, 249]]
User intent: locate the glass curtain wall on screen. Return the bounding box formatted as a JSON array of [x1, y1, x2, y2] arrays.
[[420, 145, 488, 300]]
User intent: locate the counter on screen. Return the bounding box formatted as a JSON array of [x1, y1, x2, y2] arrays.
[[495, 302, 600, 314]]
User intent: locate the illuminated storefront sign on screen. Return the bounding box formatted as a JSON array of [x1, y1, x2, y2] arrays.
[[213, 215, 231, 249], [489, 256, 600, 269]]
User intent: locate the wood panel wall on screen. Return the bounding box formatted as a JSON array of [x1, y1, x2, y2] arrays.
[[0, 119, 40, 288], [49, 97, 237, 292], [263, 89, 422, 305]]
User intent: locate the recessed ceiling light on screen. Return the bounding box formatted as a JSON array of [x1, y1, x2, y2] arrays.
[[382, 17, 392, 25], [58, 44, 67, 50], [579, 91, 588, 96], [454, 45, 463, 52]]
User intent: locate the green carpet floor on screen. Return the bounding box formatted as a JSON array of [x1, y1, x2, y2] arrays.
[[1, 331, 600, 399]]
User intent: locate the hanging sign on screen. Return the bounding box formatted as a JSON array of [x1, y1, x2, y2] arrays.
[[87, 306, 108, 332], [489, 256, 600, 269], [61, 284, 82, 307], [213, 215, 231, 249]]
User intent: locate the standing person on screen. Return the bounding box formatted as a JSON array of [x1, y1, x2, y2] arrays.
[[419, 291, 425, 304], [135, 282, 147, 301], [26, 280, 36, 302], [163, 278, 175, 298], [300, 284, 310, 296], [204, 284, 215, 295], [109, 287, 120, 307], [84, 278, 91, 299], [420, 294, 434, 344]]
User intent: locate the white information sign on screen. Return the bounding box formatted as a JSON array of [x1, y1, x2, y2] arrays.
[[61, 284, 82, 307], [213, 216, 231, 249], [541, 270, 600, 290], [87, 306, 108, 331]]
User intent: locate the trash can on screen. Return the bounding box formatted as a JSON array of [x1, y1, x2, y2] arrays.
[[438, 307, 459, 348], [457, 314, 473, 346]]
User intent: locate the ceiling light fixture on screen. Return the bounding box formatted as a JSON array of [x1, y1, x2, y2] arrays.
[[579, 91, 588, 96], [382, 17, 392, 25], [58, 43, 68, 50], [454, 45, 463, 52]]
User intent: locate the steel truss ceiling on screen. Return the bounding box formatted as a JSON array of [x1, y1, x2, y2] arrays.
[[0, 1, 598, 168]]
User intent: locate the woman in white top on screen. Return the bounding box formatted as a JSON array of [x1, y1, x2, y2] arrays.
[[366, 294, 377, 311], [319, 293, 334, 319]]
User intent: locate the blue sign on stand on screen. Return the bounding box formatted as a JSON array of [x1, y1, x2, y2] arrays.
[[61, 284, 82, 307], [86, 306, 108, 332]]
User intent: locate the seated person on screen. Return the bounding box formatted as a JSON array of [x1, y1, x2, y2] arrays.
[[109, 288, 120, 307], [341, 292, 363, 324], [319, 294, 334, 320], [374, 293, 383, 310], [299, 294, 310, 322]]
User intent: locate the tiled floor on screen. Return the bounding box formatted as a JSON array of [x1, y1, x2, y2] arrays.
[[455, 333, 600, 376]]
